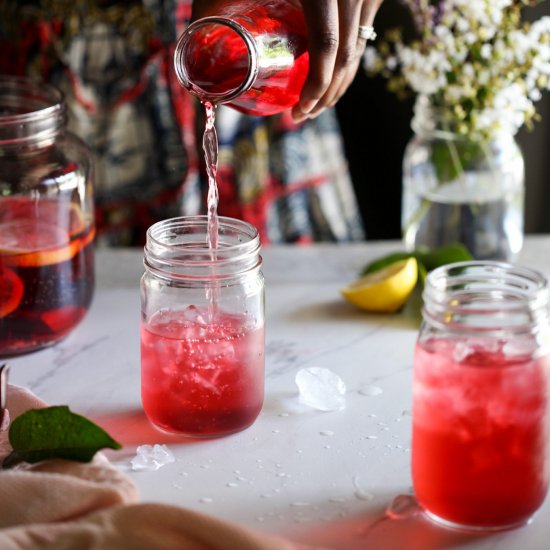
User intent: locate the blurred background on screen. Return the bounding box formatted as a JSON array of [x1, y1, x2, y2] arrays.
[[337, 0, 550, 240]]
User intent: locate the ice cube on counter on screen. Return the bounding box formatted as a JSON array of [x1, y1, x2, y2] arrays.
[[295, 367, 346, 411], [131, 444, 175, 471]]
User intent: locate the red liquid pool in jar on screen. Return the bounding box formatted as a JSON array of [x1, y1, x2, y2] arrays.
[[412, 337, 550, 530], [141, 307, 264, 437]]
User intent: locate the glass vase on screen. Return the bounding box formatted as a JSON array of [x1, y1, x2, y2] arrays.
[[402, 106, 524, 262]]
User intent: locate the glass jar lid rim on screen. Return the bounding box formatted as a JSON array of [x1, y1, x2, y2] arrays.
[[0, 76, 65, 121], [424, 260, 549, 310]]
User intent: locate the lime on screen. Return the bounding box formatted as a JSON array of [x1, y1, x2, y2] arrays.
[[341, 257, 418, 313]]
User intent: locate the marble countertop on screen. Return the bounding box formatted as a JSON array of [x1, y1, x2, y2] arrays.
[[8, 237, 550, 550]]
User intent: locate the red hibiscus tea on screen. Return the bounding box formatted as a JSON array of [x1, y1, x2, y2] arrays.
[[141, 307, 264, 437], [0, 196, 95, 356], [413, 339, 550, 529]]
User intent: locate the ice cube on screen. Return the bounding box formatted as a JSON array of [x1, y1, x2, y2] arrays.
[[182, 305, 208, 326], [131, 444, 175, 471], [295, 367, 346, 411]]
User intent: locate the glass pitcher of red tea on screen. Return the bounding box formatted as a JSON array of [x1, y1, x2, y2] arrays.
[[0, 76, 95, 357], [174, 0, 309, 115]]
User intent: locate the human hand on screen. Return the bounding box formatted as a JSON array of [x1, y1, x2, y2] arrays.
[[292, 0, 384, 122]]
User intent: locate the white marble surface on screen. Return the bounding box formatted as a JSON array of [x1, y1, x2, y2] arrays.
[[7, 238, 550, 550]]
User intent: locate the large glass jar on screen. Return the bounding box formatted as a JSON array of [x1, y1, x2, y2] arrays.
[[174, 0, 308, 115], [140, 216, 265, 437], [0, 76, 95, 357], [413, 261, 550, 531], [402, 103, 525, 261]]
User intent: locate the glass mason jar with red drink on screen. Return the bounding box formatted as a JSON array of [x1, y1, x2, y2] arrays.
[[174, 0, 308, 115], [0, 77, 95, 357], [140, 216, 265, 437], [412, 261, 550, 531]]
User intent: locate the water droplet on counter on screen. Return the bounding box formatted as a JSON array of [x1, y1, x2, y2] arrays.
[[279, 412, 289, 417], [385, 494, 421, 520], [359, 385, 383, 396], [200, 497, 213, 504], [226, 482, 239, 488], [320, 430, 335, 436], [291, 501, 310, 507], [365, 435, 377, 440], [355, 490, 374, 501]]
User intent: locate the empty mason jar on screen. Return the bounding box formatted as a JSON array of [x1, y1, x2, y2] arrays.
[[140, 215, 265, 437], [0, 76, 95, 357], [413, 261, 550, 531], [174, 0, 308, 115]]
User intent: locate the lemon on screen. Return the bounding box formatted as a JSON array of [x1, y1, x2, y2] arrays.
[[341, 257, 418, 313]]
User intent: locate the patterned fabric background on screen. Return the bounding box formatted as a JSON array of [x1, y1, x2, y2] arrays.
[[0, 0, 364, 245]]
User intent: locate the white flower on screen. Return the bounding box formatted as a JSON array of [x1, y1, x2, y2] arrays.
[[365, 0, 550, 138], [480, 44, 492, 59]]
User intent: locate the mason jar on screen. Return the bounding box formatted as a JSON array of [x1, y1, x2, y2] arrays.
[[412, 261, 550, 531], [0, 76, 95, 357], [140, 216, 265, 437], [174, 0, 308, 115]]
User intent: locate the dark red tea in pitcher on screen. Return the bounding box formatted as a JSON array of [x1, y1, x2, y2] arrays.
[[0, 196, 95, 356], [0, 76, 95, 357]]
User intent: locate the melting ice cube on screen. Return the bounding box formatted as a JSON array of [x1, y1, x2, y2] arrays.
[[295, 367, 346, 411], [131, 444, 175, 471]]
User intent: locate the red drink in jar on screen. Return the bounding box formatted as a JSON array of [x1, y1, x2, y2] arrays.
[[141, 307, 264, 436], [413, 338, 550, 529], [0, 196, 95, 356], [174, 0, 309, 115], [413, 261, 550, 531], [140, 216, 265, 437]]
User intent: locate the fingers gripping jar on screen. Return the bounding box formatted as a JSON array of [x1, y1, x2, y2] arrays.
[[0, 76, 95, 357], [140, 216, 265, 437], [412, 261, 550, 531]]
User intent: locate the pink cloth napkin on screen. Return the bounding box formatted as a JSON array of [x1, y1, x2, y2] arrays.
[[0, 385, 319, 550]]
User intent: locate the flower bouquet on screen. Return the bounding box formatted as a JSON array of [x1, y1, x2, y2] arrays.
[[364, 0, 550, 260]]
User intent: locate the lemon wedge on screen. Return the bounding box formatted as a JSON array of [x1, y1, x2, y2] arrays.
[[341, 257, 418, 313]]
